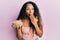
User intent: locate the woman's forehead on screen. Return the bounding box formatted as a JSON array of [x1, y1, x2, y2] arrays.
[[26, 4, 33, 7]]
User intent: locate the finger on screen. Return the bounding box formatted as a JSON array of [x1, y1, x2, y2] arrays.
[[12, 23, 17, 29], [29, 15, 33, 21], [29, 14, 34, 18]]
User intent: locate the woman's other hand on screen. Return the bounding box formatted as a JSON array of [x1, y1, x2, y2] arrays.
[[12, 20, 23, 29]]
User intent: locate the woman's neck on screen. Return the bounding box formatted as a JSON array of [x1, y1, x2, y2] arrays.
[[22, 19, 30, 27]]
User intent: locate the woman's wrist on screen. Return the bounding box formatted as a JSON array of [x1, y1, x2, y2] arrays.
[[16, 26, 21, 30], [34, 23, 38, 26]]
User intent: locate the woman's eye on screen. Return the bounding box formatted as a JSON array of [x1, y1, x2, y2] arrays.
[[26, 8, 34, 10], [26, 8, 29, 10]]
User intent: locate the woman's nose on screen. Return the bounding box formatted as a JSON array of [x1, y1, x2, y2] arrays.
[[29, 10, 32, 13]]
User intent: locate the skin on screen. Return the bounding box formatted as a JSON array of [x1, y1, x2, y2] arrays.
[[12, 4, 43, 40], [26, 4, 34, 16]]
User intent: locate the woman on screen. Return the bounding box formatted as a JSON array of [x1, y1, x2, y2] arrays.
[[12, 1, 43, 40]]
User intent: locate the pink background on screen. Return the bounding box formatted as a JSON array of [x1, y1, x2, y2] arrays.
[[0, 0, 60, 40]]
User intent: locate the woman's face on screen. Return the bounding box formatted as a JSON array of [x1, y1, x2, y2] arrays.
[[26, 4, 34, 16]]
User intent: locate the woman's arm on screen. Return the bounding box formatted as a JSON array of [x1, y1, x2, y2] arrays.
[[16, 27, 22, 40], [29, 14, 43, 37], [34, 17, 43, 37], [12, 20, 23, 40], [34, 23, 43, 37]]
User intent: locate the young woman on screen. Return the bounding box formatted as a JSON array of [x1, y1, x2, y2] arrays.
[[12, 1, 43, 40]]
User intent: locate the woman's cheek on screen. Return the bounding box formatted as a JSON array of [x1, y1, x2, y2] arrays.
[[26, 10, 30, 15]]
